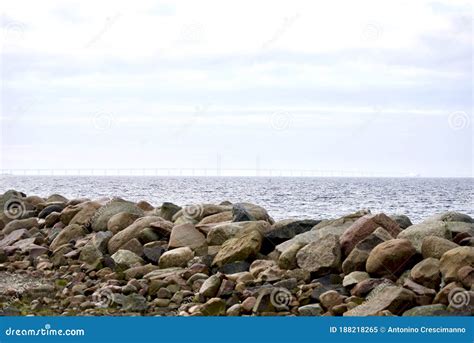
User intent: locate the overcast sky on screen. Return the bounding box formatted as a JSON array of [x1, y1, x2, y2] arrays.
[[0, 0, 472, 177]]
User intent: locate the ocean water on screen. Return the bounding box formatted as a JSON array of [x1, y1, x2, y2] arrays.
[[0, 176, 472, 223]]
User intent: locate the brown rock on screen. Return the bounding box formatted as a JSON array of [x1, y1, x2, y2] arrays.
[[169, 223, 207, 250], [344, 285, 415, 316], [366, 239, 417, 280], [107, 212, 142, 234], [439, 246, 474, 282], [421, 236, 458, 259], [50, 224, 87, 251], [212, 229, 262, 267], [296, 234, 341, 275], [339, 213, 401, 256], [410, 258, 441, 289]]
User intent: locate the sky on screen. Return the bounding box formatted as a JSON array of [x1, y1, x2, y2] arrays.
[[0, 0, 472, 177]]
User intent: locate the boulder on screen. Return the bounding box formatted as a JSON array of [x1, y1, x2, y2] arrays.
[[425, 212, 473, 224], [265, 219, 320, 245], [2, 218, 38, 235], [342, 227, 393, 274], [402, 304, 447, 316], [278, 242, 305, 270], [91, 198, 144, 232], [344, 285, 415, 316], [50, 224, 87, 251], [38, 204, 66, 219], [276, 210, 369, 254], [421, 236, 458, 259], [339, 213, 401, 256], [198, 211, 232, 225], [199, 275, 222, 298], [398, 221, 450, 253], [343, 271, 370, 288], [232, 203, 273, 223], [107, 212, 141, 234], [439, 246, 474, 282], [157, 202, 181, 221], [107, 216, 165, 254], [366, 239, 417, 279], [69, 201, 102, 227], [143, 241, 166, 264], [298, 304, 323, 316], [0, 229, 30, 248], [207, 221, 270, 246], [390, 214, 413, 229], [111, 249, 144, 268], [410, 258, 441, 289], [296, 234, 341, 275], [173, 204, 230, 223], [168, 223, 206, 250], [159, 247, 194, 268], [212, 230, 262, 267]]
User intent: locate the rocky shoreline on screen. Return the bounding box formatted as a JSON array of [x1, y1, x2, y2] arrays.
[[0, 189, 472, 316]]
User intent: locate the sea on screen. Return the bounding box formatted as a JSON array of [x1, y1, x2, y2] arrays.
[[0, 176, 472, 223]]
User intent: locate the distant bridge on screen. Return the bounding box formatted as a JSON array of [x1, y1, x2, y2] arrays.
[[0, 168, 412, 177]]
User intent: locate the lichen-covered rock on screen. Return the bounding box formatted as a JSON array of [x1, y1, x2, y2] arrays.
[[296, 234, 341, 275], [159, 247, 194, 268], [439, 246, 474, 282], [398, 221, 450, 253], [212, 230, 262, 267]]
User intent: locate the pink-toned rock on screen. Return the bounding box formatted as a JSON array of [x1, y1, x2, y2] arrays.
[[339, 213, 401, 256]]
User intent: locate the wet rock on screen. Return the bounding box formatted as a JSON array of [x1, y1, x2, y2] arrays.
[[398, 221, 450, 253], [340, 213, 401, 256], [296, 234, 341, 275], [232, 203, 273, 223], [266, 219, 320, 244], [366, 239, 417, 279], [421, 236, 458, 259], [439, 246, 474, 282], [213, 230, 262, 267], [218, 261, 250, 274], [159, 247, 194, 268]]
